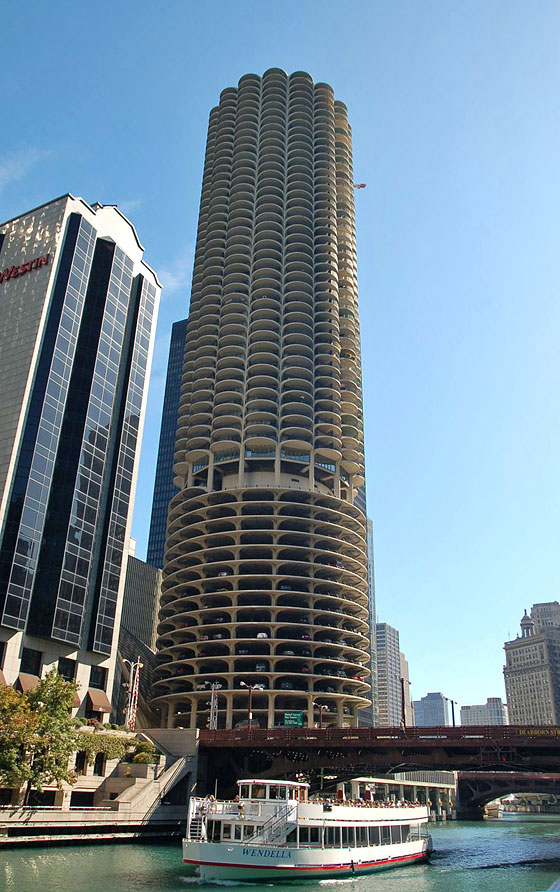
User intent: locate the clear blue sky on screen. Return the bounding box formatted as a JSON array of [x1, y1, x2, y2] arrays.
[[2, 1, 559, 711]]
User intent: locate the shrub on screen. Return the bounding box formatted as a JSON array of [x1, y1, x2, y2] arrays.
[[134, 741, 156, 754], [132, 752, 157, 764]]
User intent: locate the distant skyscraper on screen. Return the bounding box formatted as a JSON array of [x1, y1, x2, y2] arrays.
[[154, 69, 369, 731], [113, 544, 162, 728], [400, 651, 413, 725], [0, 196, 160, 716], [359, 517, 377, 726], [354, 485, 366, 516], [121, 554, 162, 651], [504, 603, 560, 725], [146, 318, 188, 568], [460, 697, 508, 725], [413, 692, 449, 726], [375, 623, 401, 725]]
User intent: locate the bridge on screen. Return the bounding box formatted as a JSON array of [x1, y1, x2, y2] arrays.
[[197, 725, 560, 803], [457, 770, 560, 819]]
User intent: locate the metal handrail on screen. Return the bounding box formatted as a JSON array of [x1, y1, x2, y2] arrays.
[[252, 804, 297, 844], [0, 805, 113, 811]]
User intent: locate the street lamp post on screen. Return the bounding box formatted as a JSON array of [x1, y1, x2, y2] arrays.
[[312, 701, 328, 729], [239, 682, 264, 730]]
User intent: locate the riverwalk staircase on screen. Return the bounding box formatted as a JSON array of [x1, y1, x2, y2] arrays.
[[0, 729, 199, 848]]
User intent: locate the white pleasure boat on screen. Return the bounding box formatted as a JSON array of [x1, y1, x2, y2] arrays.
[[183, 778, 432, 881]]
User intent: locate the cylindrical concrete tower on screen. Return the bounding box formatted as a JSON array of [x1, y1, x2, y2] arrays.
[[153, 69, 368, 730]]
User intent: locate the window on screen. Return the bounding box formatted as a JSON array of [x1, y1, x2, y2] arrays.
[[70, 791, 94, 808], [206, 821, 220, 842], [299, 827, 309, 845], [58, 657, 76, 682], [20, 647, 42, 676], [400, 824, 410, 842], [75, 751, 87, 775], [89, 665, 107, 690], [93, 752, 106, 776], [309, 827, 321, 847], [222, 824, 231, 840], [252, 784, 266, 799], [369, 826, 380, 845], [325, 826, 340, 847], [381, 826, 391, 845], [391, 826, 402, 844], [28, 790, 56, 807], [356, 827, 368, 846], [234, 825, 242, 840]]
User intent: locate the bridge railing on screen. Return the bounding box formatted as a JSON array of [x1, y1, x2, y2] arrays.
[[199, 725, 560, 747]]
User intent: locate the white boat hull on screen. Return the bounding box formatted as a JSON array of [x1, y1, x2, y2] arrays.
[[183, 839, 430, 881]]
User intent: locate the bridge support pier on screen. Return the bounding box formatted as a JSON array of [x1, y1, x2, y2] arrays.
[[455, 797, 486, 820]]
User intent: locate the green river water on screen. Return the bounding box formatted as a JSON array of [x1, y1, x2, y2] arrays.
[[2, 820, 560, 892]]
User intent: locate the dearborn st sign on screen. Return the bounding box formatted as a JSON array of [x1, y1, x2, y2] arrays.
[[1, 253, 50, 283]]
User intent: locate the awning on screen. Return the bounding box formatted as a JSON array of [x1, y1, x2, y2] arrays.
[[17, 673, 40, 692], [86, 688, 112, 713], [72, 690, 82, 708]]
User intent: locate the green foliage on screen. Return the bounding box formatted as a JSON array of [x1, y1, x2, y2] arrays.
[[26, 670, 79, 793], [0, 685, 35, 787], [76, 731, 131, 763], [1, 673, 161, 797], [132, 751, 158, 764], [74, 732, 158, 765], [131, 740, 158, 763], [0, 670, 79, 795], [134, 740, 157, 755]]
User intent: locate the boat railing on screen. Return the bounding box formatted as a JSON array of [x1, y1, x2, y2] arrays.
[[190, 797, 293, 820], [251, 803, 298, 844]]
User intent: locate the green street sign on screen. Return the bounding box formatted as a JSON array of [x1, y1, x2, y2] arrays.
[[284, 711, 303, 727]]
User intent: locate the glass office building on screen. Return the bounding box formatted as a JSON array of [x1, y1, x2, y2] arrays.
[[0, 196, 160, 716], [146, 318, 188, 568]]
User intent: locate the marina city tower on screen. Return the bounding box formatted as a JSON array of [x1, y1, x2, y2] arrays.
[[153, 69, 369, 730]]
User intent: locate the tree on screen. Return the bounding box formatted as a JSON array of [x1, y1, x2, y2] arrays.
[[0, 685, 36, 788], [24, 670, 79, 800], [0, 670, 79, 802]]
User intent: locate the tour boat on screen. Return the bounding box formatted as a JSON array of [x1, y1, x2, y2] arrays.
[[183, 778, 432, 881]]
